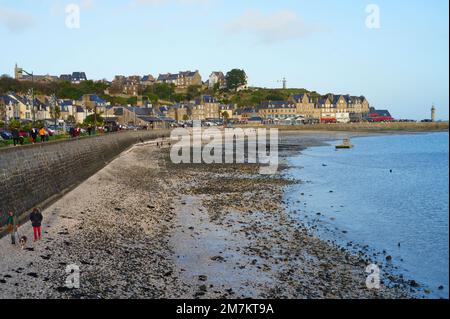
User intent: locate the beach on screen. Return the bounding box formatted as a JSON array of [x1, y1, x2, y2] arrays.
[[0, 131, 417, 299]]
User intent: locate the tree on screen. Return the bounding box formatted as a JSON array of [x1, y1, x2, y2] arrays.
[[186, 85, 201, 101], [8, 119, 21, 129], [221, 111, 230, 122], [67, 115, 76, 124], [226, 69, 247, 91], [84, 113, 104, 126], [50, 105, 61, 126], [151, 83, 175, 100]]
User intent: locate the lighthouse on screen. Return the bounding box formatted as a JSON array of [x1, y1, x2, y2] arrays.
[[431, 104, 436, 122]]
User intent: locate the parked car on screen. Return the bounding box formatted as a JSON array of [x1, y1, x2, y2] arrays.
[[0, 130, 13, 140]]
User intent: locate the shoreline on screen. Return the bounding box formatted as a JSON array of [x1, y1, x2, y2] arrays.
[[0, 131, 417, 299]]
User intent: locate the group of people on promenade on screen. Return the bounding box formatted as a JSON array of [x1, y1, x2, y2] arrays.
[[3, 208, 43, 246], [11, 127, 49, 146]]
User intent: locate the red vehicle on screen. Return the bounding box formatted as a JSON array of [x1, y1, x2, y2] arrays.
[[321, 118, 337, 124]]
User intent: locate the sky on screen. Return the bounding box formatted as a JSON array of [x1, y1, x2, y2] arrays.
[[0, 0, 448, 120]]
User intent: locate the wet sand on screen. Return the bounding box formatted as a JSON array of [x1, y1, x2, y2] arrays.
[[0, 132, 412, 299]]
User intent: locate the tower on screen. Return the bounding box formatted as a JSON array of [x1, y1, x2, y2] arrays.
[[14, 63, 23, 80], [431, 104, 436, 122]]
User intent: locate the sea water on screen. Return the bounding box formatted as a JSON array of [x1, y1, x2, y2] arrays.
[[284, 132, 449, 298]]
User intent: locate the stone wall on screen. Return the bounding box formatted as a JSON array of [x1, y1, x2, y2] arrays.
[[0, 130, 170, 229]]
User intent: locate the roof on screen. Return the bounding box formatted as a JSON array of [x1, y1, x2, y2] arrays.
[[210, 71, 224, 78], [126, 107, 154, 116], [370, 109, 392, 117], [157, 73, 179, 81], [141, 75, 155, 82], [196, 95, 216, 104], [291, 93, 309, 103], [179, 71, 198, 77], [72, 72, 87, 80], [235, 107, 256, 115], [113, 107, 124, 116], [138, 116, 162, 123], [248, 116, 263, 122], [89, 95, 106, 104]]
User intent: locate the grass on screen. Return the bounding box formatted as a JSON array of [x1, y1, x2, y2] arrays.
[[0, 132, 101, 148]]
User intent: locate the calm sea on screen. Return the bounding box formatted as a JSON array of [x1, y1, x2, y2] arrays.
[[284, 132, 449, 298]]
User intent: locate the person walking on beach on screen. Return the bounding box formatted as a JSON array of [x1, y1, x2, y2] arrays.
[[29, 208, 43, 241], [11, 128, 20, 146], [6, 211, 18, 245], [39, 127, 46, 143]]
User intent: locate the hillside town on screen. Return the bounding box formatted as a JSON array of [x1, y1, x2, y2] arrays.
[[0, 64, 399, 134]]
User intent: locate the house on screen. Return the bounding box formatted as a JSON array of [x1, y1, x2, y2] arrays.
[[291, 93, 320, 121], [123, 76, 141, 96], [141, 75, 155, 87], [157, 73, 179, 86], [106, 106, 163, 127], [314, 96, 336, 123], [157, 70, 202, 88], [366, 107, 394, 122], [60, 72, 87, 84], [329, 95, 350, 123], [1, 93, 31, 121], [177, 71, 202, 88], [74, 105, 92, 124], [195, 95, 220, 119], [190, 104, 205, 121], [34, 97, 51, 121], [77, 94, 108, 111], [58, 99, 76, 121], [71, 72, 87, 84], [167, 104, 190, 122], [110, 75, 142, 96], [258, 101, 297, 120], [234, 107, 258, 121], [209, 72, 226, 89]]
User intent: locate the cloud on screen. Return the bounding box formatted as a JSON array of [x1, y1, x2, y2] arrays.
[[226, 10, 320, 44], [0, 7, 35, 32]]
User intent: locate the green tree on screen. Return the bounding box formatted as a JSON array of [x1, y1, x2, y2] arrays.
[[186, 85, 201, 101], [84, 113, 104, 126], [226, 69, 247, 91], [151, 83, 175, 100], [67, 115, 76, 124], [50, 105, 61, 126], [8, 119, 21, 129], [221, 111, 230, 122]]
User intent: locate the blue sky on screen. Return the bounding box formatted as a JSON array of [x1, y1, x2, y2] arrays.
[[0, 0, 448, 119]]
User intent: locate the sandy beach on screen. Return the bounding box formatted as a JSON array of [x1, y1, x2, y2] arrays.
[[0, 132, 414, 299]]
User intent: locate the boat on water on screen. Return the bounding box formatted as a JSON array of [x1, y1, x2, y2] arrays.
[[336, 138, 354, 149]]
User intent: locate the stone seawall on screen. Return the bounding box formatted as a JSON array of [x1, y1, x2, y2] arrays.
[[0, 130, 170, 229]]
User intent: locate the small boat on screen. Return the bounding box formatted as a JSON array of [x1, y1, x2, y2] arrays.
[[336, 138, 354, 149]]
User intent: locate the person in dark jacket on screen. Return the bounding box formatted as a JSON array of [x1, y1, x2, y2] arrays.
[[29, 208, 43, 241], [30, 128, 38, 144], [11, 128, 20, 146]]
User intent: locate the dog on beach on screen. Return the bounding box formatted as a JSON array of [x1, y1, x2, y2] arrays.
[[19, 235, 27, 250]]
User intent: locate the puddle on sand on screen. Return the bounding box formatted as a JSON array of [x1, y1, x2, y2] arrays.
[[170, 195, 276, 298]]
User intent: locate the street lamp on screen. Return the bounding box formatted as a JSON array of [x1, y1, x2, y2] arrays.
[[21, 69, 35, 124]]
